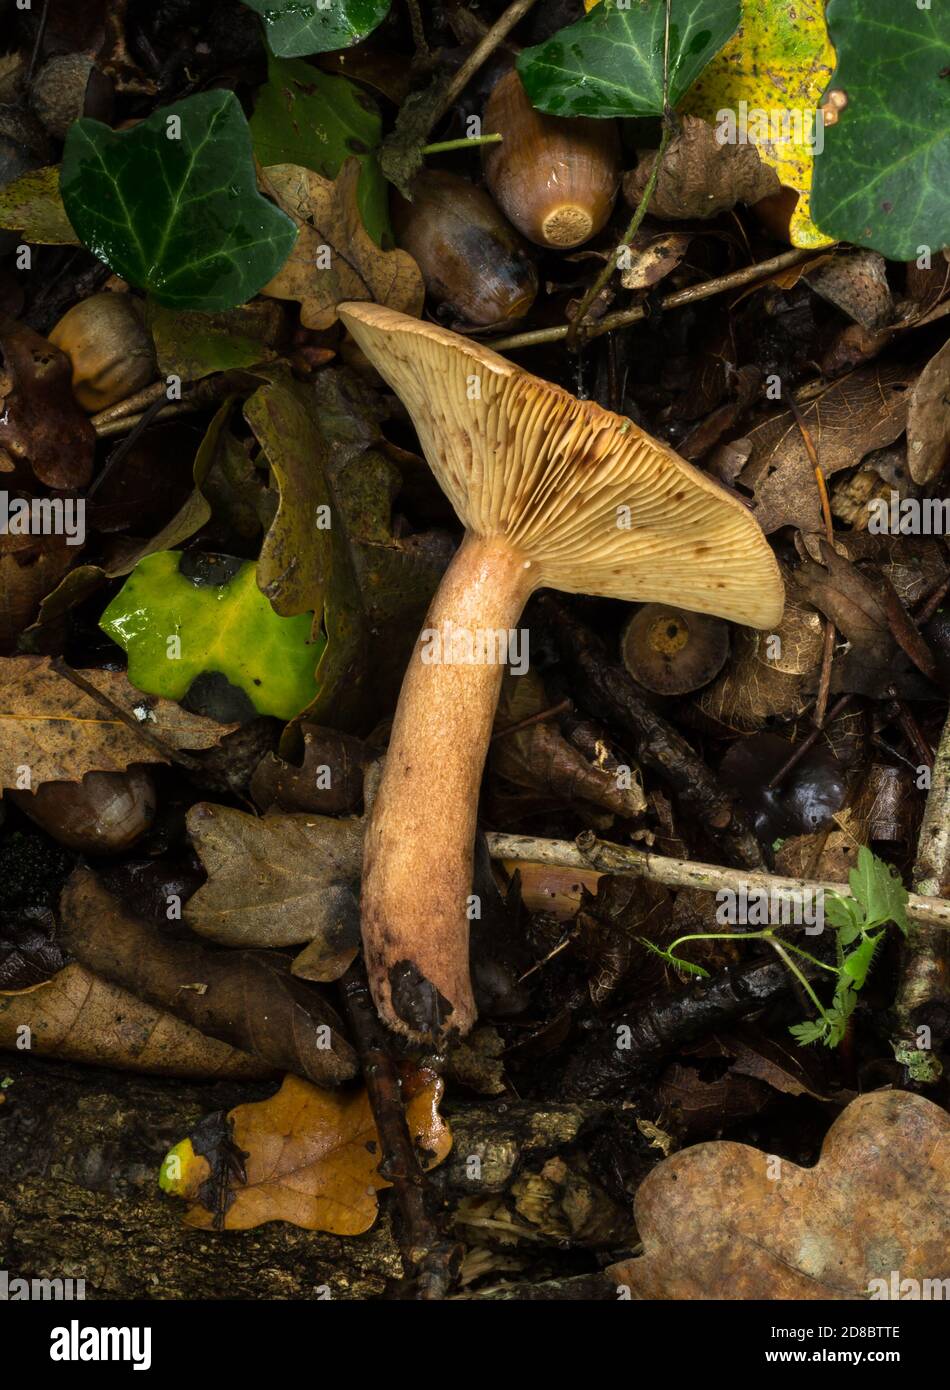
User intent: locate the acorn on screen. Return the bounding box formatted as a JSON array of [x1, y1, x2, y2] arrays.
[[621, 604, 730, 695], [48, 292, 156, 413], [392, 169, 537, 330], [482, 70, 621, 250], [10, 767, 157, 854]]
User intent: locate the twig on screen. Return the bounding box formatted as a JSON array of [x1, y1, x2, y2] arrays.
[[538, 596, 763, 867], [87, 397, 168, 499], [562, 955, 796, 1096], [767, 695, 852, 789], [490, 696, 572, 743], [484, 830, 950, 930], [339, 963, 460, 1299], [487, 248, 822, 351], [90, 381, 168, 429], [432, 0, 540, 128], [421, 133, 502, 154], [891, 708, 950, 1080], [787, 389, 836, 726], [405, 0, 430, 60], [566, 0, 674, 348]]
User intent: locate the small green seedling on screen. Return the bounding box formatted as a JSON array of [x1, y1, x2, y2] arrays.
[[640, 846, 909, 1049]]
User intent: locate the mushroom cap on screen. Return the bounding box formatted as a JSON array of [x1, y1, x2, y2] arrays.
[[622, 604, 730, 695], [338, 303, 784, 629]]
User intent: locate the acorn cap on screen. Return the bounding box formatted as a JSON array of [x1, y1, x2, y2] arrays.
[[337, 302, 784, 630], [622, 604, 730, 695]]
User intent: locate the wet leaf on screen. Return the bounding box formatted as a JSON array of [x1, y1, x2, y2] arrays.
[[61, 91, 297, 310], [61, 866, 357, 1086], [0, 656, 235, 793], [164, 1068, 450, 1233], [244, 374, 333, 628], [682, 0, 836, 247], [241, 0, 392, 59], [184, 801, 363, 954], [250, 55, 389, 246], [0, 164, 79, 244], [251, 723, 366, 815], [518, 0, 741, 119], [491, 672, 647, 819], [811, 0, 950, 261], [145, 300, 284, 381], [0, 316, 94, 489], [99, 550, 324, 722], [608, 1090, 949, 1298], [0, 962, 270, 1077], [260, 158, 423, 329]]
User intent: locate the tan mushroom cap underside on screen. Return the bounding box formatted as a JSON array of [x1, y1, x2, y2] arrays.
[[339, 302, 784, 630]]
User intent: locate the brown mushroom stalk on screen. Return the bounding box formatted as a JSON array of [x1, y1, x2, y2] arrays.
[[338, 302, 785, 1045]]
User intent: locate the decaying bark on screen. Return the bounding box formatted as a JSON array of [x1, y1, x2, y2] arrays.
[[0, 1057, 401, 1300]]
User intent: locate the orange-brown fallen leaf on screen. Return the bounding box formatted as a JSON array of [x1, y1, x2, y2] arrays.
[[608, 1090, 949, 1300], [163, 1070, 451, 1235]]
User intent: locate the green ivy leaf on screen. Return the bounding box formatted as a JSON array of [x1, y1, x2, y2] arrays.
[[517, 0, 741, 118], [241, 0, 391, 58], [250, 56, 390, 246], [99, 551, 323, 721], [61, 91, 297, 311], [810, 0, 950, 260]]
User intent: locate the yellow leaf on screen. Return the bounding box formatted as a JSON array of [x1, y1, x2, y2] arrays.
[[162, 1070, 451, 1235], [682, 0, 835, 248]]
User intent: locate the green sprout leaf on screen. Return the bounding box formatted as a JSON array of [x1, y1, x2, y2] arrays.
[[61, 91, 297, 311], [250, 56, 390, 246], [638, 937, 711, 979], [810, 0, 950, 260], [517, 0, 742, 119], [848, 845, 910, 935], [241, 0, 391, 58], [99, 551, 323, 721]]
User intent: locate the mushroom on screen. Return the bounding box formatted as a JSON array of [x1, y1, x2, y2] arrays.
[[621, 604, 730, 695], [337, 302, 785, 1044]]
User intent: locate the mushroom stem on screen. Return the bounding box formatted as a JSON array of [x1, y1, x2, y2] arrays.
[[362, 532, 535, 1042]]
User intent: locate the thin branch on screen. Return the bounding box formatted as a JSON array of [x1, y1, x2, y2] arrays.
[[485, 830, 950, 930], [432, 0, 540, 128], [486, 248, 822, 351]]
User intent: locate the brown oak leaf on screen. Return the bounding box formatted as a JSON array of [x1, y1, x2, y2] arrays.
[[261, 158, 424, 330], [608, 1090, 949, 1300]]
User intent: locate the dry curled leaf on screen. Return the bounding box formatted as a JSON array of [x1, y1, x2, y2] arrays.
[[0, 656, 237, 793], [166, 1069, 451, 1234], [907, 338, 950, 485], [251, 723, 366, 815], [184, 802, 363, 962], [261, 158, 424, 330], [60, 866, 357, 1086], [694, 594, 823, 732], [608, 1090, 949, 1299], [739, 362, 915, 535], [0, 317, 95, 489], [491, 672, 646, 820], [0, 962, 270, 1077], [624, 116, 778, 221], [618, 230, 690, 291]]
